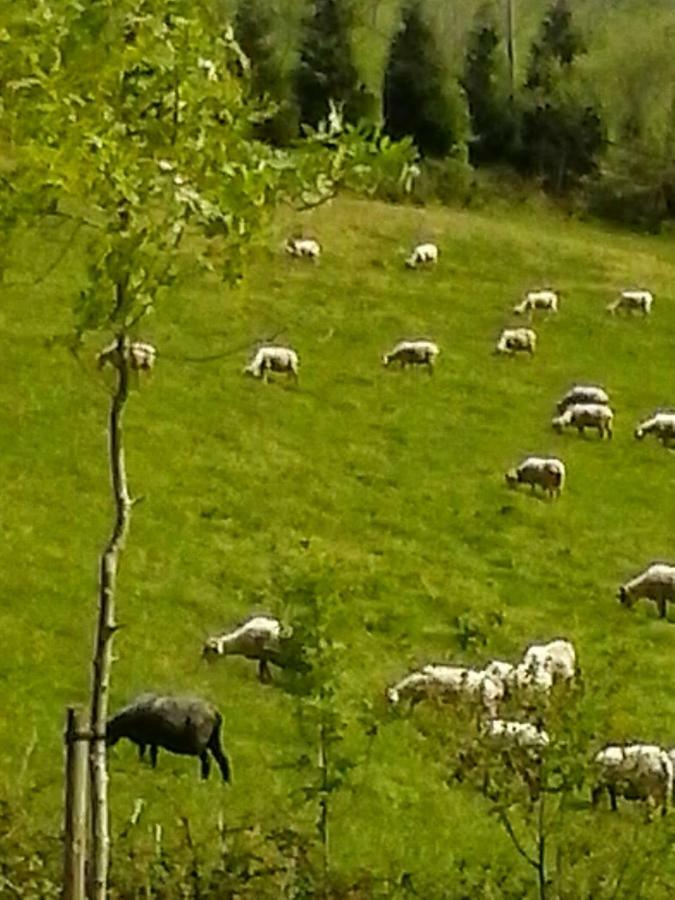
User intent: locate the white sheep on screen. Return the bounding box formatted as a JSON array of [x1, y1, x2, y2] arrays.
[[552, 403, 613, 439], [387, 665, 503, 717], [495, 327, 537, 356], [521, 639, 577, 684], [244, 346, 299, 383], [505, 456, 565, 498], [606, 290, 653, 316], [286, 237, 321, 260], [508, 662, 555, 698], [203, 615, 289, 682], [592, 744, 673, 816], [513, 290, 559, 317], [557, 385, 609, 413], [382, 339, 439, 373], [405, 242, 438, 269], [483, 660, 515, 683], [98, 339, 157, 372], [618, 562, 675, 620], [634, 412, 675, 447], [485, 719, 550, 750]]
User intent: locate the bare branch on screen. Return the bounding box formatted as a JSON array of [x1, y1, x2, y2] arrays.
[[497, 810, 538, 870]]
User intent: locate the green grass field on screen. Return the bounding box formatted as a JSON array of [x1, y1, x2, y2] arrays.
[[2, 196, 674, 892]]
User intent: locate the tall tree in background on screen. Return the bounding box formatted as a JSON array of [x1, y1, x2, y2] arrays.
[[294, 0, 363, 130], [525, 0, 585, 91], [461, 8, 517, 164], [383, 1, 469, 159], [519, 0, 604, 191], [235, 0, 298, 144]]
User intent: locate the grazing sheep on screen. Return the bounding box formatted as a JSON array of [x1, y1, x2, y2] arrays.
[[607, 290, 653, 316], [508, 662, 555, 698], [505, 456, 565, 498], [592, 744, 673, 816], [203, 615, 291, 683], [513, 290, 559, 317], [107, 694, 231, 782], [382, 339, 439, 373], [634, 412, 675, 447], [552, 403, 614, 439], [495, 328, 537, 356], [405, 242, 438, 269], [286, 237, 321, 260], [521, 639, 577, 684], [557, 385, 609, 413], [618, 562, 675, 619], [387, 665, 503, 717], [98, 340, 157, 372], [244, 346, 299, 383], [483, 660, 515, 683], [485, 719, 550, 750]]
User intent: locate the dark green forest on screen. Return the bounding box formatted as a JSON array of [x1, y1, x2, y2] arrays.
[[232, 0, 674, 229]]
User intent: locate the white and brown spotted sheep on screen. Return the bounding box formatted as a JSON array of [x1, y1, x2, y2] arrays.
[[98, 340, 157, 372], [618, 562, 675, 619], [106, 694, 231, 782], [592, 744, 673, 816], [552, 403, 613, 439], [244, 346, 299, 382], [635, 412, 675, 447], [557, 385, 609, 413], [505, 456, 565, 498], [382, 339, 439, 372], [513, 290, 559, 316], [495, 328, 537, 355], [405, 242, 439, 268], [203, 615, 290, 682], [607, 290, 653, 315], [286, 237, 321, 260], [387, 665, 504, 717]]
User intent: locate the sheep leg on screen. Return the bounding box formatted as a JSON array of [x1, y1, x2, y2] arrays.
[[657, 597, 667, 619], [608, 785, 618, 812], [137, 743, 146, 762], [199, 751, 211, 780], [258, 659, 272, 684], [149, 745, 158, 768], [207, 722, 231, 783]]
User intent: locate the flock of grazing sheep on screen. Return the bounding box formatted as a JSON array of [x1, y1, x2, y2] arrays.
[[99, 235, 674, 820]]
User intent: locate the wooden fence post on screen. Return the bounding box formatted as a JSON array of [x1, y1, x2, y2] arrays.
[[64, 706, 88, 900]]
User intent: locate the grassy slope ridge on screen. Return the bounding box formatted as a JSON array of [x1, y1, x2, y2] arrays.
[[1, 198, 674, 881]]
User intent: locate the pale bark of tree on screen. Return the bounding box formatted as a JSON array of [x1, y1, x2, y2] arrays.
[[88, 334, 132, 900], [63, 706, 88, 900]]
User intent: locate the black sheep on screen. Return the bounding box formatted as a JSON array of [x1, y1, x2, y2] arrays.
[[106, 693, 231, 782]]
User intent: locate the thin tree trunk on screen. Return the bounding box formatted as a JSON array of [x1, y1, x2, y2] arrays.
[[64, 707, 88, 900], [88, 334, 132, 900], [537, 793, 547, 900], [318, 716, 329, 899], [506, 0, 516, 101]]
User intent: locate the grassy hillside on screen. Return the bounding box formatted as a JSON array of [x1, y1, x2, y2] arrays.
[[1, 197, 675, 892]]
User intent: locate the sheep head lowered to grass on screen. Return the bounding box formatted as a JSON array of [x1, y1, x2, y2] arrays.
[[106, 693, 230, 782]]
